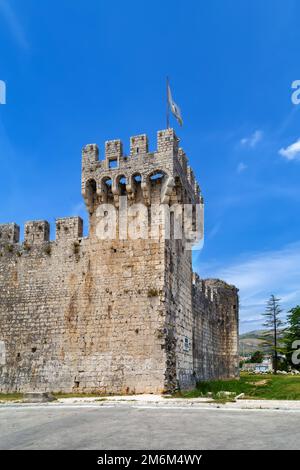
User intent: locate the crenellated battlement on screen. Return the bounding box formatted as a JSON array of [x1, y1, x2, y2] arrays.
[[81, 129, 202, 212], [56, 217, 83, 241], [130, 134, 148, 156], [0, 223, 20, 244], [24, 220, 50, 244], [0, 217, 83, 247]]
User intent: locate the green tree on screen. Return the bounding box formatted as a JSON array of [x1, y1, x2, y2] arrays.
[[283, 306, 300, 370], [261, 295, 284, 374], [250, 350, 264, 363]]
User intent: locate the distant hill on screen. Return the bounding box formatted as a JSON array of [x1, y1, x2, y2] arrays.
[[239, 329, 285, 355], [239, 330, 266, 355]]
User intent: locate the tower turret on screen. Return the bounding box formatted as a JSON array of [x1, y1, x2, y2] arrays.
[[81, 129, 202, 239]]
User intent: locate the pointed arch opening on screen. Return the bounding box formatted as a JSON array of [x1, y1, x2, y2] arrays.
[[85, 179, 97, 213], [116, 175, 127, 196], [101, 176, 113, 203]]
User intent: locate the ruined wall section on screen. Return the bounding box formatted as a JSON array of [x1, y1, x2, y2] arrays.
[[192, 274, 239, 381]]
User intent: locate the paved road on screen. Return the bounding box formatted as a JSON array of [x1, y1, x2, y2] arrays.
[[0, 405, 299, 450]]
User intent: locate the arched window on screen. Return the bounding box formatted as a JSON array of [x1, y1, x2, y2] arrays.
[[101, 177, 113, 203], [116, 175, 127, 195], [148, 170, 168, 191], [85, 179, 97, 212], [132, 173, 142, 190]]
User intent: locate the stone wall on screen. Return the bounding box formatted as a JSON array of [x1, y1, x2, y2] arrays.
[[192, 275, 239, 381], [0, 222, 168, 393], [0, 129, 239, 394], [165, 240, 195, 390]]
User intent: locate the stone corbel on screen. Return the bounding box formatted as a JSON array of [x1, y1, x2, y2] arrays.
[[126, 176, 135, 201], [111, 181, 119, 208], [141, 180, 150, 205], [98, 185, 107, 204], [161, 176, 175, 204]]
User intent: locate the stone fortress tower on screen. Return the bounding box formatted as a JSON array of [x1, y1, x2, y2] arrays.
[[0, 129, 239, 394]]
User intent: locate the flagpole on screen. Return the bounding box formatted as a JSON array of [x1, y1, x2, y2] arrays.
[[166, 76, 170, 129]]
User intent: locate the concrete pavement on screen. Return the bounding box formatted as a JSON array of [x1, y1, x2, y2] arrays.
[[0, 404, 299, 450]]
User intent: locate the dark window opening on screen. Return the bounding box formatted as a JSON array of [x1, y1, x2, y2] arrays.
[[118, 176, 127, 195], [85, 179, 97, 210], [109, 159, 118, 169], [133, 174, 142, 183]]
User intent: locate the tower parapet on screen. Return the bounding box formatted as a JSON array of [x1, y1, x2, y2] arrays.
[[130, 134, 148, 156], [81, 129, 202, 214]]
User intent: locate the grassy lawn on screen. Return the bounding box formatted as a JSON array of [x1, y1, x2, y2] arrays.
[[0, 392, 108, 401], [0, 393, 23, 401], [175, 373, 300, 400], [1, 373, 300, 402]]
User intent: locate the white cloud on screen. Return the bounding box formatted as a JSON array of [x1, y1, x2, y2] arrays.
[[0, 0, 29, 51], [195, 242, 300, 333], [240, 130, 263, 148], [279, 139, 300, 161], [237, 162, 248, 173]]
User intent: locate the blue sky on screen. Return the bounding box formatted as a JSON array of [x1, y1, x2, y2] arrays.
[[0, 0, 300, 332]]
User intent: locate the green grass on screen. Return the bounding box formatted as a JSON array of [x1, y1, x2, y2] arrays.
[[0, 392, 108, 401], [175, 373, 300, 401], [0, 393, 23, 401], [0, 390, 134, 401], [1, 374, 300, 402]]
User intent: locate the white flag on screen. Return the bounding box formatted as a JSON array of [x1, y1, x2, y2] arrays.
[[167, 82, 183, 126]]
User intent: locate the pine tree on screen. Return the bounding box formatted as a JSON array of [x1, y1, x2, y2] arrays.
[[261, 295, 284, 374]]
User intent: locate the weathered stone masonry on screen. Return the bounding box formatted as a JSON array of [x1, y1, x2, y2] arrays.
[[0, 129, 239, 394]]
